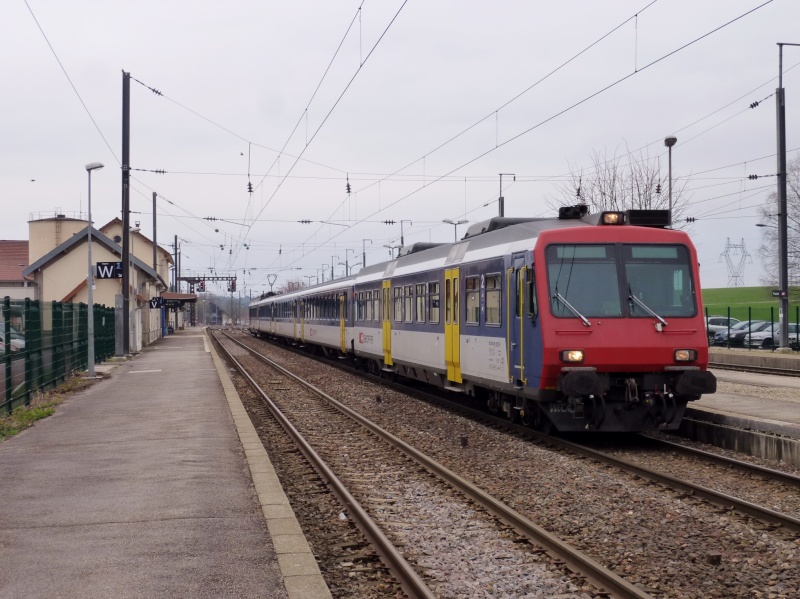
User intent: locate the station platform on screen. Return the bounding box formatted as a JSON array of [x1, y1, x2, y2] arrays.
[[0, 329, 331, 599], [681, 348, 800, 466]]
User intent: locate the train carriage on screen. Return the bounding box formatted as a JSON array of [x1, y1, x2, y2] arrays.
[[249, 206, 716, 433]]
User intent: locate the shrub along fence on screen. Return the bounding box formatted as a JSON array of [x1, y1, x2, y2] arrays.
[[1, 296, 115, 414]]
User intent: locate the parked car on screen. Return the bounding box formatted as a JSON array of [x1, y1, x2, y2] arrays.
[[712, 320, 770, 347], [745, 323, 800, 349], [705, 316, 740, 343], [0, 330, 25, 353]]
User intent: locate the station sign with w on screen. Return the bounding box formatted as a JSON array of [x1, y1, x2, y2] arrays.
[[96, 261, 123, 279]]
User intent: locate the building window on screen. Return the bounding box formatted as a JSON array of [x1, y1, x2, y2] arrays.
[[465, 276, 480, 324], [429, 282, 440, 324], [486, 274, 501, 326], [404, 285, 413, 323], [415, 283, 426, 323]]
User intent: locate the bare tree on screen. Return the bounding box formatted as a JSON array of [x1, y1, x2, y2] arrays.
[[275, 279, 305, 294], [550, 147, 690, 224], [757, 156, 800, 292]]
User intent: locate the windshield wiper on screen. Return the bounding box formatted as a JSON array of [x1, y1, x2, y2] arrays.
[[552, 292, 591, 327], [628, 285, 668, 327]]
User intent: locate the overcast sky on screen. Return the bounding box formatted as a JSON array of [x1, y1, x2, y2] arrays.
[[2, 0, 798, 294]]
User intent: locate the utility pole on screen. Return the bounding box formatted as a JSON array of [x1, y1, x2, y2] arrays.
[[173, 235, 178, 291], [121, 70, 131, 354], [152, 192, 158, 274], [775, 43, 799, 351], [362, 239, 372, 269], [499, 173, 515, 217]]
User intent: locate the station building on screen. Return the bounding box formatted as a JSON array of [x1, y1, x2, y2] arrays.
[[4, 212, 195, 351]]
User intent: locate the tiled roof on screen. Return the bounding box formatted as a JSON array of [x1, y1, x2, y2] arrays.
[[0, 241, 29, 281]]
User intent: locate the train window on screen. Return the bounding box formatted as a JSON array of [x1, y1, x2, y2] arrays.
[[374, 289, 381, 322], [357, 292, 364, 321], [429, 282, 440, 323], [404, 285, 413, 323], [547, 244, 621, 318], [445, 280, 451, 324], [465, 277, 480, 325], [623, 244, 695, 317], [415, 283, 426, 323], [366, 291, 373, 321], [453, 277, 459, 325], [394, 287, 403, 322], [527, 270, 537, 321], [486, 275, 501, 326]]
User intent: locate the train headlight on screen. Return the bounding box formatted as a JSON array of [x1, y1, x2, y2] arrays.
[[560, 349, 584, 363], [601, 212, 625, 225], [674, 349, 697, 362]]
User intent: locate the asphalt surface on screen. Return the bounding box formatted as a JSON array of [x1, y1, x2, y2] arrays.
[[0, 330, 289, 599]]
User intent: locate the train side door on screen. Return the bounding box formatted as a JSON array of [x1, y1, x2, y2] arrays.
[[444, 268, 462, 383], [508, 254, 527, 386], [339, 293, 346, 353], [382, 280, 393, 366]]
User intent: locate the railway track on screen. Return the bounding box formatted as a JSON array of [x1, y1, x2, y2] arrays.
[[213, 330, 650, 599], [228, 329, 800, 597], [708, 360, 800, 377]]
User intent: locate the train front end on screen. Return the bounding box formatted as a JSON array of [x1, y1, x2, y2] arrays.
[[532, 209, 716, 432]]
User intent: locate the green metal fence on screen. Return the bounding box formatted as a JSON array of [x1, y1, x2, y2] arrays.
[[2, 296, 115, 415], [706, 306, 800, 350]]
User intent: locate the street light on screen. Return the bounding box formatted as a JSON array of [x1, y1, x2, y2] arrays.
[[443, 219, 468, 242], [339, 261, 362, 276], [664, 136, 677, 225], [331, 256, 339, 280], [84, 162, 104, 377]]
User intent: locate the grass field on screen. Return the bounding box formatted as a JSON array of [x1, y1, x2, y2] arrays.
[[701, 286, 800, 323]]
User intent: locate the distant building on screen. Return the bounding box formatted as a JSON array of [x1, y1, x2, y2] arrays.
[[0, 240, 35, 300], [21, 212, 191, 351]]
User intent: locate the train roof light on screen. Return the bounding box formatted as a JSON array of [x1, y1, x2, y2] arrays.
[[601, 212, 624, 225]]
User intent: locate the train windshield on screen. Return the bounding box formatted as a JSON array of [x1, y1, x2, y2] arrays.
[[546, 243, 695, 319]]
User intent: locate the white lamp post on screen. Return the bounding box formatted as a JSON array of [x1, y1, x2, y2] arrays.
[[85, 162, 104, 377]]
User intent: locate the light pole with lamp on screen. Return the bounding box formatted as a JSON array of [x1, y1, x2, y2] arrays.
[[303, 275, 316, 287], [339, 261, 362, 277], [443, 219, 468, 242], [664, 136, 677, 225], [84, 162, 104, 377], [362, 239, 372, 268], [775, 42, 800, 351]]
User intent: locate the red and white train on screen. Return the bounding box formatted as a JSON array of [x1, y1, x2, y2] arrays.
[[249, 206, 716, 433]]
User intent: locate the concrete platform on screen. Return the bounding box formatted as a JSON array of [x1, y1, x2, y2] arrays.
[[679, 350, 800, 466], [0, 329, 331, 599]]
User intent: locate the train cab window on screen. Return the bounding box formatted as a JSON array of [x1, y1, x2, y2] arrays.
[[374, 289, 381, 322], [366, 291, 373, 321], [404, 285, 413, 323], [485, 275, 501, 326], [547, 244, 621, 318], [623, 245, 696, 317], [429, 282, 440, 323], [465, 277, 480, 325], [394, 287, 403, 322], [415, 284, 426, 323]]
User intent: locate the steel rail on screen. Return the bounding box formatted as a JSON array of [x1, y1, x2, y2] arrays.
[[211, 331, 437, 599], [640, 435, 800, 487], [709, 361, 800, 377], [241, 330, 800, 535], [222, 331, 654, 599]]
